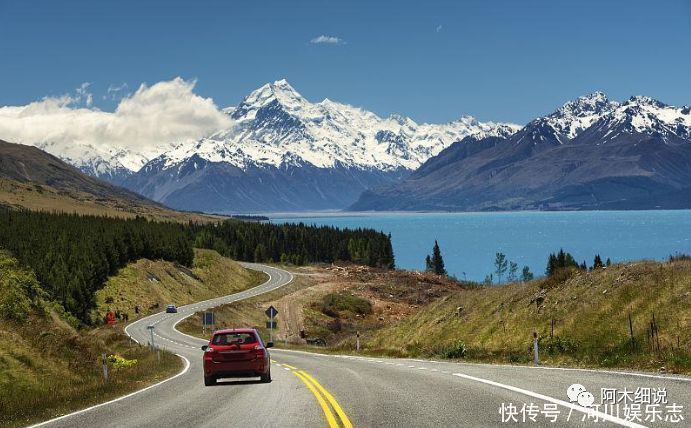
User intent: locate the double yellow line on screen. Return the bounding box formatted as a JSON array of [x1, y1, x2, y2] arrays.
[[277, 362, 353, 428]]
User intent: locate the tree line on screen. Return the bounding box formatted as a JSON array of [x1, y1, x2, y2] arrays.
[[0, 210, 395, 324], [191, 221, 395, 268], [0, 210, 193, 322]]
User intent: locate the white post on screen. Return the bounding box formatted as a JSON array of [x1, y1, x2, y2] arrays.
[[270, 315, 273, 343], [148, 325, 155, 351], [532, 329, 539, 366], [356, 331, 360, 352], [101, 353, 108, 384]]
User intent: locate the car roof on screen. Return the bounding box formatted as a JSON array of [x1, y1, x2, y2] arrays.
[[213, 328, 257, 335]]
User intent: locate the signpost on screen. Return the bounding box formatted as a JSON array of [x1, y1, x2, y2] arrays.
[[203, 312, 215, 334], [147, 325, 155, 350], [265, 305, 278, 343]]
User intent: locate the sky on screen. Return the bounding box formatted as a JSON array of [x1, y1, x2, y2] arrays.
[[1, 0, 690, 129]]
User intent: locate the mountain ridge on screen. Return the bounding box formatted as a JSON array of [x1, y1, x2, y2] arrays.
[[350, 94, 691, 211]]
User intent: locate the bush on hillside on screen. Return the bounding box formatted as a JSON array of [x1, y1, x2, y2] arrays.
[[0, 251, 46, 321], [320, 293, 373, 317]]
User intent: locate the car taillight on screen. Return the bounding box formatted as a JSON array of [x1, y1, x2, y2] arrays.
[[254, 345, 265, 358]]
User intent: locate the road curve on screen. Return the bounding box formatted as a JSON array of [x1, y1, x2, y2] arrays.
[[33, 263, 691, 427]]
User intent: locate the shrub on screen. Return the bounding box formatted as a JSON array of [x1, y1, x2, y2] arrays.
[[320, 293, 373, 317], [107, 354, 138, 369], [440, 340, 467, 359]]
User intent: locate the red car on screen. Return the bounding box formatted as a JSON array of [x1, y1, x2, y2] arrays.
[[201, 328, 273, 386]]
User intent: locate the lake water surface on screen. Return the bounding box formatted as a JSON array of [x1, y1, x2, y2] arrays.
[[271, 211, 691, 282]]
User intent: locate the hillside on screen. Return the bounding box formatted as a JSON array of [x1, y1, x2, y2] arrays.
[[351, 93, 691, 211], [181, 260, 691, 374], [96, 249, 267, 319], [0, 139, 222, 222], [0, 251, 181, 427], [367, 259, 691, 373]]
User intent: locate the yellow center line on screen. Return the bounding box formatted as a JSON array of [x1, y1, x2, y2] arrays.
[[292, 370, 339, 428], [278, 361, 354, 428], [298, 370, 354, 428]]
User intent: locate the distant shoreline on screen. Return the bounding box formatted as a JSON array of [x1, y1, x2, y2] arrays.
[[256, 209, 691, 220]]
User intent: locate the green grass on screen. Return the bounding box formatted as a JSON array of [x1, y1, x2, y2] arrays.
[[0, 251, 182, 427], [95, 248, 267, 320]]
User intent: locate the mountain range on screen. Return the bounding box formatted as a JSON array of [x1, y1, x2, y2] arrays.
[[9, 82, 691, 212], [351, 92, 691, 211]]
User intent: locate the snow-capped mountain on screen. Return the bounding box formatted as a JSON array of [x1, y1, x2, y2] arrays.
[[511, 92, 618, 148], [351, 93, 691, 211], [33, 141, 170, 184], [579, 95, 691, 144], [123, 79, 520, 212], [153, 79, 519, 173]]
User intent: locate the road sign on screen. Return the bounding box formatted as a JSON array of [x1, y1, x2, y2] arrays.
[[266, 320, 277, 329], [265, 306, 278, 318], [203, 312, 215, 326]]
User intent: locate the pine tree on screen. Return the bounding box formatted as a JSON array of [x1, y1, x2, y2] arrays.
[[605, 257, 612, 267], [521, 266, 534, 282], [494, 252, 508, 283], [593, 254, 604, 269], [430, 240, 446, 275], [425, 255, 433, 272], [507, 261, 518, 282]]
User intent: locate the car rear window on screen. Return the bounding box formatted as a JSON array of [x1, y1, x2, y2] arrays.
[[212, 332, 258, 345]]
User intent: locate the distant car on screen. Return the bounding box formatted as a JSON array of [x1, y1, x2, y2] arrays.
[[165, 304, 177, 313], [201, 328, 273, 386]]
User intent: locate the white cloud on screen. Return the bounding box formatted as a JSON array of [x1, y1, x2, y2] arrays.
[[75, 82, 93, 107], [106, 82, 129, 100], [436, 24, 443, 33], [310, 35, 345, 45], [0, 78, 233, 156]]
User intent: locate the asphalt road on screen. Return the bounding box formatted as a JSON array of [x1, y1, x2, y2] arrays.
[[34, 264, 690, 428]]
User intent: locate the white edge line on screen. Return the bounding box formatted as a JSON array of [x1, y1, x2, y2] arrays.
[[451, 372, 645, 428], [267, 348, 690, 383], [28, 355, 191, 428]]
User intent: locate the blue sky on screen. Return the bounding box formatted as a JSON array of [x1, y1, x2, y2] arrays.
[[1, 0, 690, 124]]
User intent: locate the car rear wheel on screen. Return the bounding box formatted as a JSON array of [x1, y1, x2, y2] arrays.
[[204, 375, 216, 386], [260, 369, 271, 383]]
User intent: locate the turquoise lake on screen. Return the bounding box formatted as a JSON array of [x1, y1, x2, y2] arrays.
[[271, 211, 691, 282]]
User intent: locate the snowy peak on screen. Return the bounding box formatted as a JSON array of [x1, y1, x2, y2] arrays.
[[592, 95, 691, 142], [153, 80, 521, 173], [232, 79, 307, 120], [542, 91, 618, 139]]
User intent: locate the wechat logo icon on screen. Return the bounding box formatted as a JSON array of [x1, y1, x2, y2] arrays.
[[567, 384, 595, 407]]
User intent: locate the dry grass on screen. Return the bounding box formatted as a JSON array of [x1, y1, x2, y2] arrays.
[[177, 273, 313, 343], [367, 260, 691, 374], [0, 178, 223, 223], [179, 261, 690, 374]]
